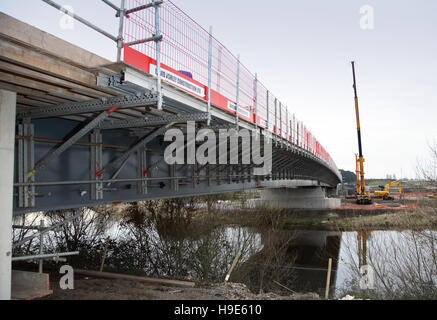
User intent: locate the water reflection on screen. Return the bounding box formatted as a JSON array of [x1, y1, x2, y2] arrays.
[[335, 230, 437, 299]]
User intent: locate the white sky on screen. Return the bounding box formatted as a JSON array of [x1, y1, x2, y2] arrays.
[[1, 0, 436, 179]]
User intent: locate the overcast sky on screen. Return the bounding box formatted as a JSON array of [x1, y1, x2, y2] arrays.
[[1, 0, 436, 179]]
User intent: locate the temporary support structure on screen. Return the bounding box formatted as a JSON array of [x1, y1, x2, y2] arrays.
[[42, 0, 164, 109]]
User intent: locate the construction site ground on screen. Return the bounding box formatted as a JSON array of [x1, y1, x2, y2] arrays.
[[41, 272, 319, 300]]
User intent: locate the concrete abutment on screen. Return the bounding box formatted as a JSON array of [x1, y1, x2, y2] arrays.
[[254, 186, 341, 209], [0, 89, 16, 300]]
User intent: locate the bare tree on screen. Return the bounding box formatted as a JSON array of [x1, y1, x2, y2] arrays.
[[416, 141, 437, 184]]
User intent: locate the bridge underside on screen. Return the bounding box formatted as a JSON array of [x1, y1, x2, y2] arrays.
[[0, 13, 341, 215], [11, 115, 339, 215]]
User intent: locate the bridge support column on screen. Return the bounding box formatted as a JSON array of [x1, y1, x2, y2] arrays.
[[0, 89, 16, 300], [256, 187, 340, 209]]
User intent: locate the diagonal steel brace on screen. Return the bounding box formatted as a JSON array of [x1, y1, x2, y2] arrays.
[[98, 122, 175, 178], [27, 107, 120, 178]]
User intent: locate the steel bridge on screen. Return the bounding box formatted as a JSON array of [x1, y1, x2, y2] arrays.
[[0, 0, 341, 215], [0, 1, 341, 299]]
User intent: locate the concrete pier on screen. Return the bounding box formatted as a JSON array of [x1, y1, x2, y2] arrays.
[[255, 186, 341, 209], [0, 89, 16, 300]]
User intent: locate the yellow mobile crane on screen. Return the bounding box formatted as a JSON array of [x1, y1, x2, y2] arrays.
[[351, 61, 372, 204]]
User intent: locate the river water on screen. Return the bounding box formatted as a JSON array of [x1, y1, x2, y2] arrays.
[[13, 210, 437, 299]]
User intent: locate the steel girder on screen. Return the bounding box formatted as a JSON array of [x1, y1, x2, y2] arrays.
[[99, 112, 209, 130], [17, 93, 159, 119]]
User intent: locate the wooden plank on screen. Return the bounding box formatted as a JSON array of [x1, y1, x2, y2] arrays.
[[0, 81, 73, 104], [0, 59, 113, 99], [0, 38, 121, 97], [0, 70, 92, 101], [75, 269, 196, 288], [0, 38, 97, 88], [0, 12, 110, 68], [17, 96, 55, 108]]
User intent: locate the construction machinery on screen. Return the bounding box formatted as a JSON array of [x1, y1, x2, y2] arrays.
[[373, 180, 402, 200], [350, 61, 372, 204]]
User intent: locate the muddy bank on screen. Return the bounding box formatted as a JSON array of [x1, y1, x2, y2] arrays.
[[42, 273, 319, 300]]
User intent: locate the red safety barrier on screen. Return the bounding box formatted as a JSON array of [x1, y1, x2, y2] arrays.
[[122, 0, 339, 174]]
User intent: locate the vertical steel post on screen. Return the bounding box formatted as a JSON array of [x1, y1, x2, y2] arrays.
[[207, 26, 213, 126], [116, 0, 125, 62], [254, 73, 258, 134], [18, 120, 35, 208], [279, 102, 282, 145], [137, 149, 148, 195], [0, 89, 16, 300], [266, 90, 269, 132], [90, 129, 103, 200], [217, 46, 223, 92], [293, 114, 296, 145], [155, 1, 163, 110], [235, 54, 240, 129], [274, 98, 278, 144], [38, 220, 44, 273], [286, 108, 289, 146]]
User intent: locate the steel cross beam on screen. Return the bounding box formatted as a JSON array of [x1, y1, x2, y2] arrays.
[[124, 35, 163, 47], [100, 113, 209, 130], [12, 209, 84, 249], [27, 107, 120, 178], [98, 122, 175, 177], [17, 93, 158, 119], [124, 0, 163, 15]]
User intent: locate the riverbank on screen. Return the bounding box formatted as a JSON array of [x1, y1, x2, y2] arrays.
[[200, 199, 437, 231]]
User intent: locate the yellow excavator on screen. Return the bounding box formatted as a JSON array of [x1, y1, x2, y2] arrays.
[[373, 180, 402, 200], [351, 62, 372, 205]]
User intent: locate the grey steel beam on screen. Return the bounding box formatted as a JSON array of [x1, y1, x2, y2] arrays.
[[254, 73, 258, 133], [90, 129, 103, 201], [137, 149, 148, 195], [116, 0, 125, 62], [18, 120, 35, 208], [155, 1, 163, 110], [124, 35, 163, 47], [14, 176, 191, 188], [235, 55, 240, 129], [207, 26, 213, 126], [102, 0, 120, 11], [124, 0, 163, 15], [27, 108, 119, 179], [12, 251, 79, 262], [42, 0, 118, 42], [17, 93, 158, 119], [100, 113, 209, 130]]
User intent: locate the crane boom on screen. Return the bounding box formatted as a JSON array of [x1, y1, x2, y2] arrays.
[[351, 61, 371, 204]]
